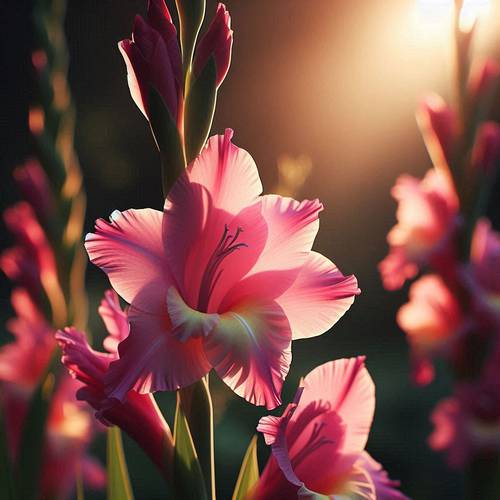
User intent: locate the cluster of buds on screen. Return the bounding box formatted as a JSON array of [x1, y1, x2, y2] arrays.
[[379, 18, 500, 470]]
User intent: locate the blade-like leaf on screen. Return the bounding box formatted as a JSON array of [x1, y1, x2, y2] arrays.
[[175, 0, 206, 76], [107, 426, 134, 500], [232, 435, 259, 500], [0, 391, 16, 500], [179, 377, 214, 497], [184, 56, 217, 163], [174, 394, 209, 500], [16, 371, 55, 500], [148, 86, 186, 196]]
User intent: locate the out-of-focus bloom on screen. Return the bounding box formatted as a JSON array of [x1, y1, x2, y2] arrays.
[[274, 154, 313, 198], [430, 361, 500, 468], [56, 290, 173, 474], [468, 58, 500, 105], [397, 275, 464, 385], [85, 129, 360, 409], [252, 357, 407, 499], [0, 290, 104, 497], [193, 3, 233, 88], [462, 218, 500, 324], [379, 169, 459, 290], [0, 202, 58, 298], [119, 0, 182, 123], [416, 94, 456, 173], [471, 122, 500, 174], [13, 158, 55, 220]]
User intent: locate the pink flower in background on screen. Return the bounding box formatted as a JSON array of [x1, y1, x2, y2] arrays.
[[13, 158, 54, 221], [468, 58, 500, 106], [119, 0, 182, 123], [57, 290, 173, 473], [193, 3, 233, 88], [85, 129, 359, 409], [0, 202, 58, 299], [253, 357, 407, 499], [379, 169, 459, 290], [397, 275, 464, 385], [471, 122, 500, 174]]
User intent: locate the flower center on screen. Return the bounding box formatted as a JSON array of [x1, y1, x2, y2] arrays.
[[291, 420, 334, 469], [197, 224, 247, 312]]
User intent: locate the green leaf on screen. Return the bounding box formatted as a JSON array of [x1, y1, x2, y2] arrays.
[[174, 394, 209, 500], [148, 86, 186, 196], [107, 427, 134, 500], [184, 56, 217, 163], [175, 0, 206, 77], [16, 371, 55, 500], [0, 391, 16, 500], [232, 435, 259, 500], [178, 377, 214, 497]]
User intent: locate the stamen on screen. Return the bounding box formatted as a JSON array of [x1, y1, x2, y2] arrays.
[[197, 224, 247, 312]]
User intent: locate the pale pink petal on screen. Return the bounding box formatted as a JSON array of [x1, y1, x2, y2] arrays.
[[276, 251, 360, 340], [85, 208, 169, 313], [203, 300, 292, 409], [98, 289, 130, 353], [105, 306, 210, 400], [356, 452, 409, 500], [299, 357, 375, 455], [118, 40, 147, 117]]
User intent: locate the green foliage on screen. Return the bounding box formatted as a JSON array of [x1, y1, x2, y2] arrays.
[[184, 57, 217, 164], [107, 427, 134, 500], [174, 395, 209, 500], [232, 435, 260, 500]]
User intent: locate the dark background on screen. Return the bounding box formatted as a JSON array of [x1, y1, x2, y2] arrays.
[[2, 1, 500, 498]]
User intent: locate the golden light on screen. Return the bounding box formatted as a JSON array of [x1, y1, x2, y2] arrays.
[[414, 0, 490, 32]]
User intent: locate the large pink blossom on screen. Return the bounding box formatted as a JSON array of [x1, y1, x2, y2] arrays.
[[253, 357, 407, 499], [397, 275, 465, 385], [56, 290, 173, 474], [85, 130, 359, 409], [379, 169, 459, 290]]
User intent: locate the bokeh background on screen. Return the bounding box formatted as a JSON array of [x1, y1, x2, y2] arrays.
[[2, 0, 500, 498]]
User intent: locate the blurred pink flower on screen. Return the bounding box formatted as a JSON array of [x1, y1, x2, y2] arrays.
[[13, 158, 54, 221], [0, 202, 58, 299], [56, 290, 173, 474], [253, 357, 407, 499], [119, 0, 182, 123], [193, 3, 233, 88], [85, 130, 359, 409], [397, 275, 464, 385], [471, 122, 500, 174], [416, 94, 457, 173], [379, 169, 459, 290], [468, 58, 500, 106]]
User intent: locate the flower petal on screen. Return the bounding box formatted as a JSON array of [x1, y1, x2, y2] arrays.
[[98, 289, 130, 354], [276, 251, 360, 340], [105, 305, 210, 400], [203, 301, 292, 409], [85, 208, 169, 313]]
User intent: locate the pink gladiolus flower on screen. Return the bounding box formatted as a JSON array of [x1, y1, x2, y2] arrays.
[[253, 357, 407, 499], [416, 94, 456, 173], [397, 275, 464, 385], [468, 58, 500, 105], [85, 130, 359, 409], [119, 0, 182, 123], [13, 158, 54, 220], [379, 169, 459, 290], [56, 290, 173, 474], [193, 3, 233, 88], [471, 122, 500, 174]]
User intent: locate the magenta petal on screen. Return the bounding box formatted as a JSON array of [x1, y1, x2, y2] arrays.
[[118, 39, 147, 117], [276, 251, 360, 340], [98, 289, 129, 354], [105, 306, 210, 400], [85, 208, 169, 313], [203, 301, 292, 409]]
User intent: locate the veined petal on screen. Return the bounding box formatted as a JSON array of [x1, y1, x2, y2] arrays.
[[203, 301, 292, 409], [105, 306, 210, 400], [85, 208, 169, 313], [276, 251, 360, 340], [98, 289, 130, 353]]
